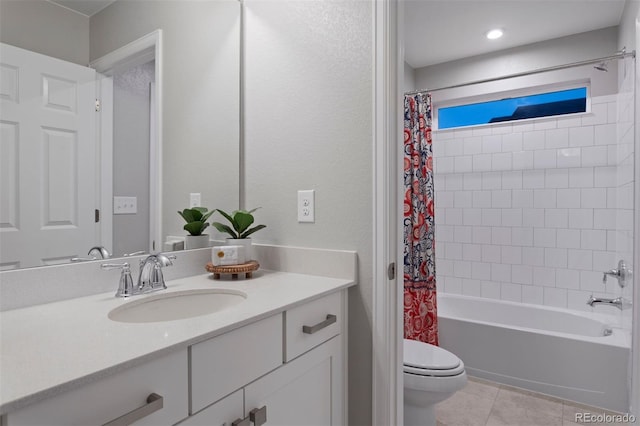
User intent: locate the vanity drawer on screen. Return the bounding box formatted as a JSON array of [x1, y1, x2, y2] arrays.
[[190, 313, 283, 413], [5, 349, 188, 426], [285, 291, 343, 361]]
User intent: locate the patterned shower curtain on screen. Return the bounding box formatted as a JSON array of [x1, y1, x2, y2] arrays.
[[403, 92, 438, 346]]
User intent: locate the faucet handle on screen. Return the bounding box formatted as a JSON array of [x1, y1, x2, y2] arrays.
[[602, 260, 632, 287], [602, 269, 618, 283], [618, 260, 632, 287], [102, 263, 135, 297], [70, 256, 97, 262], [123, 250, 146, 257], [101, 262, 129, 270]]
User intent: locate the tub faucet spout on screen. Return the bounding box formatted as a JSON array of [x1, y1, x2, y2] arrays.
[[586, 295, 632, 310]]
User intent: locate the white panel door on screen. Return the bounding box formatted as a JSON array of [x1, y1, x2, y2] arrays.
[[0, 43, 97, 269]]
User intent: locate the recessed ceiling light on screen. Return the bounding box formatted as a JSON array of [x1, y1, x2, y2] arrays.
[[486, 29, 504, 40]]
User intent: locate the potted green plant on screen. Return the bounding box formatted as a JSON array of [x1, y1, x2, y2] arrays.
[[211, 208, 266, 260], [178, 207, 214, 249]]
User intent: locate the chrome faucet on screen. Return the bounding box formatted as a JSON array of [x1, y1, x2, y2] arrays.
[[602, 259, 632, 288], [137, 253, 176, 293], [586, 295, 632, 311], [101, 253, 175, 298], [71, 246, 112, 262], [89, 246, 112, 259]]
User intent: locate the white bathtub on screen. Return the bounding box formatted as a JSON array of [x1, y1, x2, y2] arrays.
[[437, 293, 630, 413]]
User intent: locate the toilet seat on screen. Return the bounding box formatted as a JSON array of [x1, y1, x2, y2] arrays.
[[403, 363, 465, 377], [403, 339, 465, 377]]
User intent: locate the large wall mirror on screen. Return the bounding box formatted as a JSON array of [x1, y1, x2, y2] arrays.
[[0, 0, 240, 270]]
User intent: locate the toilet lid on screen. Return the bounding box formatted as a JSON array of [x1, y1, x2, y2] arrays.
[[403, 339, 464, 376]]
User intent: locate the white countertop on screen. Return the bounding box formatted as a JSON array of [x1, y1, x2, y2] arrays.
[[0, 270, 355, 414]]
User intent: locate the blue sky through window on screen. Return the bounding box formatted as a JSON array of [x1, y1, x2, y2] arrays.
[[438, 87, 587, 129]]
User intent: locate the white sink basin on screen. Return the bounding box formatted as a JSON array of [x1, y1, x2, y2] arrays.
[[108, 289, 247, 323]]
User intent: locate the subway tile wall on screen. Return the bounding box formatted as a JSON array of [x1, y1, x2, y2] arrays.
[[433, 90, 634, 314]]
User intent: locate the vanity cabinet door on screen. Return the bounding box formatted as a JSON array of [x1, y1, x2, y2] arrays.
[[5, 349, 188, 426], [243, 336, 343, 426]]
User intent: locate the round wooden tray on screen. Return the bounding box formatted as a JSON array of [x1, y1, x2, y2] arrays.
[[205, 260, 260, 280]]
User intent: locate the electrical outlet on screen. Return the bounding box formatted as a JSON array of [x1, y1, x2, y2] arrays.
[[190, 193, 201, 208], [113, 196, 137, 214], [297, 190, 315, 223]]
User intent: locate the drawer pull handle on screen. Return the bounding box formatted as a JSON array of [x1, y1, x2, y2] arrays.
[[250, 406, 268, 426], [103, 393, 163, 426], [232, 417, 251, 426], [302, 314, 337, 334]]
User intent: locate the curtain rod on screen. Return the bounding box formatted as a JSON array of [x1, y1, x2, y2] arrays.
[[405, 50, 636, 96]]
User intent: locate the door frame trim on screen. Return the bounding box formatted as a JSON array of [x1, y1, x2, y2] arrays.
[[90, 30, 163, 253], [372, 1, 403, 424]]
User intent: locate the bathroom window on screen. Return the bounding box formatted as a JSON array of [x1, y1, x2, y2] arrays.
[[436, 86, 588, 130]]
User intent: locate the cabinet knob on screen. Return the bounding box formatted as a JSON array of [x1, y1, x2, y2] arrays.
[[250, 406, 267, 426]]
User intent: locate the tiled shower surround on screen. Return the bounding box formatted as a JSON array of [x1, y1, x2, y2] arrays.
[[433, 80, 634, 315]]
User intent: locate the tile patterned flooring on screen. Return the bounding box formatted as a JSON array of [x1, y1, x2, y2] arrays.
[[436, 377, 626, 426]]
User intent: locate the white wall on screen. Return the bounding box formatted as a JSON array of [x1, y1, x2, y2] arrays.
[[91, 0, 241, 241], [404, 62, 416, 92], [618, 0, 640, 51], [0, 0, 89, 65], [416, 27, 619, 95], [243, 1, 373, 423]]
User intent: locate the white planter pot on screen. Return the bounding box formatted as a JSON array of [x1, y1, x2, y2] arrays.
[[226, 238, 253, 261], [185, 234, 210, 250]]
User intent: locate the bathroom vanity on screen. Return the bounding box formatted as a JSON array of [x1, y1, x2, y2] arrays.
[[0, 266, 354, 425]]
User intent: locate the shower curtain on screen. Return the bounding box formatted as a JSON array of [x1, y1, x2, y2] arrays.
[[403, 92, 438, 345]]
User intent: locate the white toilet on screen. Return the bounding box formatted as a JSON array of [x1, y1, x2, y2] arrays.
[[403, 338, 467, 426]]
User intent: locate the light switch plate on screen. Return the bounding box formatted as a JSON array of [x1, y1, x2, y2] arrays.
[[190, 193, 201, 208], [114, 196, 137, 214]]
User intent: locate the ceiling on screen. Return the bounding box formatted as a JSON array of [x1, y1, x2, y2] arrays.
[[404, 0, 627, 69], [48, 0, 115, 17], [48, 0, 628, 67]]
